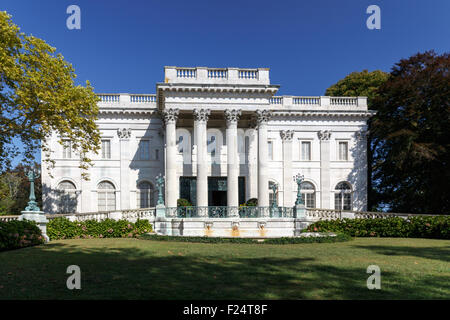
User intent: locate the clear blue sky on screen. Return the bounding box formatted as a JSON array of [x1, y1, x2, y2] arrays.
[[2, 0, 449, 165]]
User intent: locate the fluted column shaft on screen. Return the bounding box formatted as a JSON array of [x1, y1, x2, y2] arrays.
[[281, 130, 294, 207], [225, 109, 241, 209], [256, 110, 271, 209], [194, 109, 210, 211], [163, 109, 179, 208]]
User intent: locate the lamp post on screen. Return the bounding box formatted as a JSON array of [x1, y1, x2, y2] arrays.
[[293, 173, 304, 206], [155, 173, 165, 206], [25, 168, 41, 212], [293, 173, 306, 218]]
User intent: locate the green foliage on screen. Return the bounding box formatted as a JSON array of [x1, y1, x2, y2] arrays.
[[325, 70, 389, 109], [0, 11, 100, 176], [0, 162, 41, 215], [245, 198, 258, 206], [0, 219, 45, 251], [47, 218, 153, 240], [371, 51, 450, 214], [305, 216, 450, 239], [138, 233, 351, 244], [177, 198, 192, 207]]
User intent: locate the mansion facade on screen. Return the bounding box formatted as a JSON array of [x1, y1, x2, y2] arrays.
[[42, 66, 373, 214]]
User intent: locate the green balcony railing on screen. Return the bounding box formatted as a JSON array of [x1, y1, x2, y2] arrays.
[[168, 206, 295, 218]]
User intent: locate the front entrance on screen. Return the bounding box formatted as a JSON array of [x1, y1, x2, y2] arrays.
[[179, 176, 246, 206], [208, 177, 227, 206]]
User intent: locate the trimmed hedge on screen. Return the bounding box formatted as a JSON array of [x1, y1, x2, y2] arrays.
[[305, 216, 450, 239], [0, 220, 45, 251], [138, 233, 351, 244], [47, 218, 153, 240]]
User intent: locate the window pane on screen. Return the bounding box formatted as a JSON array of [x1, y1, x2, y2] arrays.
[[140, 140, 150, 160], [63, 140, 71, 159], [335, 193, 342, 210], [102, 140, 111, 159], [339, 142, 348, 160], [301, 141, 311, 160]]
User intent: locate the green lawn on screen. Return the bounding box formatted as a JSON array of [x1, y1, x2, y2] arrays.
[[1, 237, 449, 299]]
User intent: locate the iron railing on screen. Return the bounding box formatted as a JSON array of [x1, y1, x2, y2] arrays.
[[169, 206, 294, 218]]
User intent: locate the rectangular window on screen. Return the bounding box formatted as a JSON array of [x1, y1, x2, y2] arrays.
[[155, 149, 159, 160], [268, 141, 273, 160], [301, 141, 311, 161], [139, 140, 150, 160], [62, 140, 72, 159], [338, 141, 348, 161], [101, 140, 111, 159]]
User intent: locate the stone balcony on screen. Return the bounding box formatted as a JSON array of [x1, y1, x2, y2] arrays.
[[163, 66, 271, 85]]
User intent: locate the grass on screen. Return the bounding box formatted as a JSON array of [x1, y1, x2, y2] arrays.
[[0, 237, 449, 299]]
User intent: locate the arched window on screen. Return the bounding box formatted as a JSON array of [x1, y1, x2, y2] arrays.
[[98, 181, 116, 212], [268, 181, 279, 207], [137, 181, 154, 208], [335, 182, 352, 210], [301, 181, 316, 208], [57, 181, 77, 213]]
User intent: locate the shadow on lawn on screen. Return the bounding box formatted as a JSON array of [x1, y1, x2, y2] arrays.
[[351, 245, 450, 263], [0, 241, 448, 299]]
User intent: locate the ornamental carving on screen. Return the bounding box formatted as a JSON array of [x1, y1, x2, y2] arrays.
[[317, 130, 332, 140], [255, 109, 271, 126], [224, 109, 241, 124], [355, 130, 369, 141], [280, 130, 294, 141], [161, 108, 179, 124], [117, 128, 132, 139], [193, 108, 211, 122]]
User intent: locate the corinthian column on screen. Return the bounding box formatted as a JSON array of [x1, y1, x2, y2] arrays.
[[194, 108, 210, 213], [256, 110, 271, 210], [162, 108, 179, 208], [280, 130, 294, 207], [225, 109, 241, 213]]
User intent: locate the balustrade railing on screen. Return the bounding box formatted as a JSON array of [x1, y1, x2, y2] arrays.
[[0, 215, 20, 222], [130, 94, 156, 103], [330, 97, 357, 105], [293, 96, 320, 105], [177, 68, 197, 78], [98, 94, 120, 103], [208, 69, 227, 79], [238, 69, 258, 79]]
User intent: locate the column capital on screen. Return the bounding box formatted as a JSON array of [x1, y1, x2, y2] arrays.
[[318, 130, 332, 140], [161, 108, 179, 124], [255, 109, 271, 127], [224, 109, 241, 125], [280, 130, 294, 141], [117, 128, 132, 139], [193, 108, 211, 123]]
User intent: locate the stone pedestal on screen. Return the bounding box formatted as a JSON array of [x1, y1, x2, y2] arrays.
[[156, 204, 166, 218], [19, 211, 49, 242], [295, 204, 306, 218]]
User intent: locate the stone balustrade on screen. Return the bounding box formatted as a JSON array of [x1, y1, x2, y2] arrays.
[[98, 93, 157, 104], [164, 66, 269, 85], [270, 96, 367, 110], [0, 215, 20, 222]]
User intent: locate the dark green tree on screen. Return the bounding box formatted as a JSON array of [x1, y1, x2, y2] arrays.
[[325, 70, 389, 210], [371, 51, 449, 214]]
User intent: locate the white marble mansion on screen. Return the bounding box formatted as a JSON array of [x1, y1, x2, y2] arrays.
[[41, 66, 373, 214]]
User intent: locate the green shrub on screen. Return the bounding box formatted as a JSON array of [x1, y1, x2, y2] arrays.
[[0, 220, 45, 251], [177, 198, 191, 207], [305, 216, 450, 239], [245, 198, 258, 206], [138, 232, 351, 244], [47, 218, 153, 240]]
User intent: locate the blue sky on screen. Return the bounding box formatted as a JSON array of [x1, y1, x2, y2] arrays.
[[2, 0, 449, 165]]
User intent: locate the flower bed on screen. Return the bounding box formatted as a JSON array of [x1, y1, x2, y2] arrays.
[[0, 220, 45, 251]]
